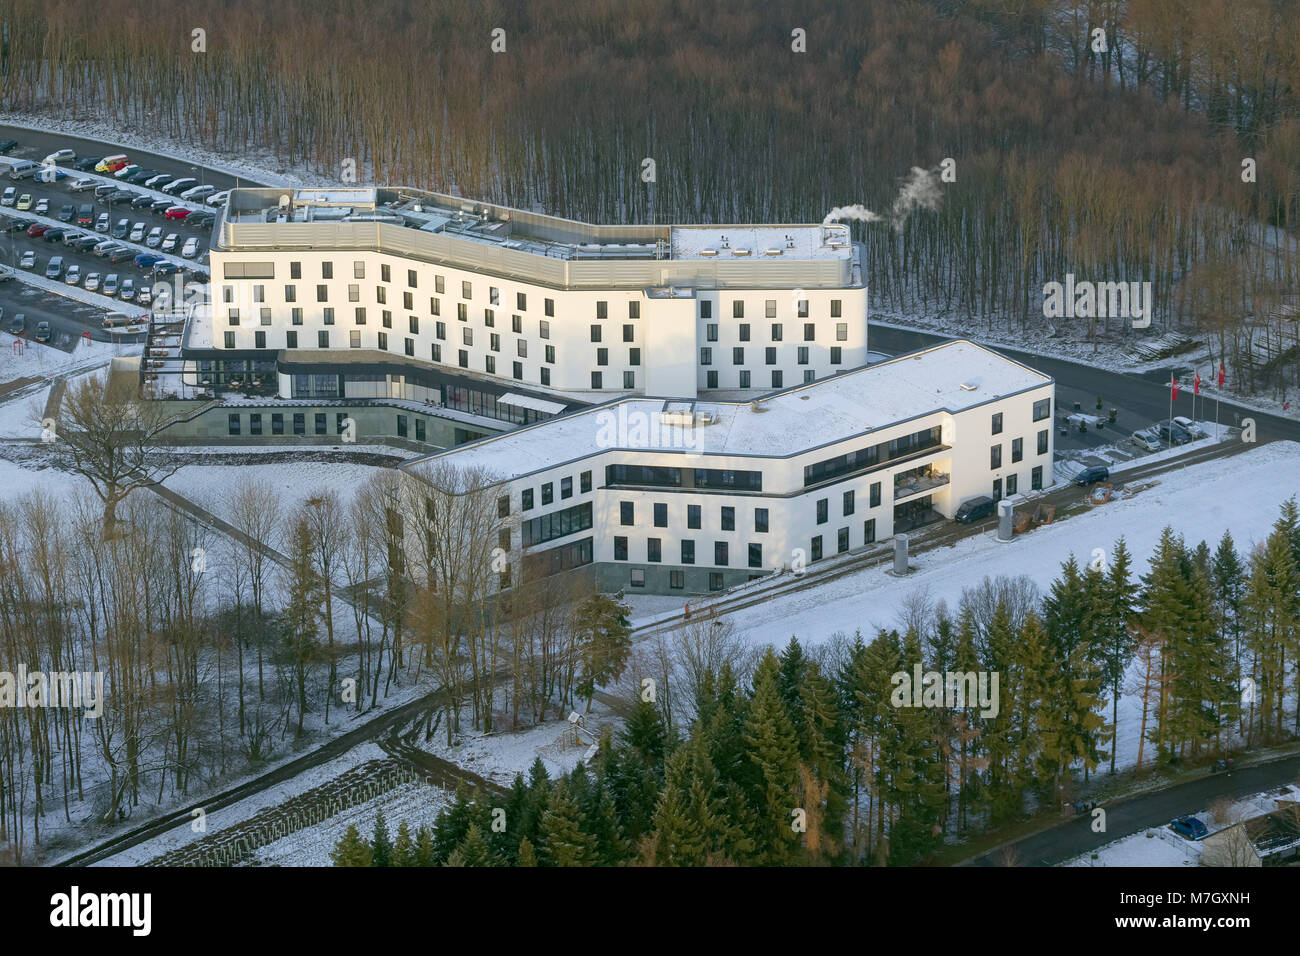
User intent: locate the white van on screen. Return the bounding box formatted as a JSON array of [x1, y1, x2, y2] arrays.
[[8, 160, 40, 180]]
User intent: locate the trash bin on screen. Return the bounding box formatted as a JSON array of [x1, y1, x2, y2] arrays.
[[1109, 408, 1117, 422]]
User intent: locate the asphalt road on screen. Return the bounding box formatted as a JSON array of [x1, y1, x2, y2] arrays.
[[966, 751, 1300, 866]]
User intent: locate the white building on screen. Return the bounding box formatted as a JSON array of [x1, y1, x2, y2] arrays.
[[403, 339, 1056, 595], [181, 187, 868, 415]]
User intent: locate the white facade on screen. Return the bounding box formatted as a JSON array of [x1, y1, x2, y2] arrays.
[[195, 188, 868, 401], [404, 340, 1056, 594]]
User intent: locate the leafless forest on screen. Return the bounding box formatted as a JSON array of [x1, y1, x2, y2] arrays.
[[2, 0, 1299, 391]]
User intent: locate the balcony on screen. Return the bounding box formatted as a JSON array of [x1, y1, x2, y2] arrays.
[[892, 465, 950, 501]]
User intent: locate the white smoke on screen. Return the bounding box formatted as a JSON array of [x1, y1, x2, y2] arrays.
[[823, 165, 943, 227]]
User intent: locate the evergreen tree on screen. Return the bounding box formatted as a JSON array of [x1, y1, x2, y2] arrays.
[[370, 809, 393, 867], [1098, 536, 1138, 773], [516, 835, 538, 866], [621, 698, 668, 773], [741, 648, 802, 865], [573, 591, 634, 712], [651, 748, 706, 866], [445, 823, 495, 866], [330, 823, 373, 867], [392, 819, 415, 866], [1211, 531, 1246, 735], [414, 826, 435, 866], [539, 781, 598, 866], [431, 785, 474, 864]]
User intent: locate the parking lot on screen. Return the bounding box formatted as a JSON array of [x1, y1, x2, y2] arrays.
[[0, 136, 220, 351]]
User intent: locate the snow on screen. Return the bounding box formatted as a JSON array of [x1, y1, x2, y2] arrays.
[[420, 339, 1049, 481], [0, 335, 132, 386], [670, 224, 852, 260]]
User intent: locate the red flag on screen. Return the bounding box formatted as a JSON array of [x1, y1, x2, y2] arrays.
[[1218, 362, 1226, 387], [1194, 371, 1201, 395], [1171, 376, 1178, 401]]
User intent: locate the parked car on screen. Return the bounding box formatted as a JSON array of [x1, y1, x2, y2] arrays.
[[95, 154, 129, 173], [42, 227, 67, 243], [77, 204, 94, 224], [188, 210, 216, 228], [69, 177, 98, 192], [1169, 816, 1208, 840], [181, 237, 200, 258], [94, 183, 119, 199], [107, 191, 136, 205], [180, 184, 216, 202], [164, 206, 192, 221], [26, 222, 49, 237], [119, 277, 135, 301], [113, 164, 142, 180], [136, 285, 152, 306], [135, 252, 164, 268], [15, 193, 32, 211], [34, 321, 50, 343], [1172, 416, 1207, 439], [102, 273, 119, 296], [93, 240, 118, 256], [6, 218, 33, 231], [58, 203, 75, 222], [205, 189, 231, 207], [73, 156, 99, 171], [108, 246, 135, 263], [1157, 421, 1192, 445], [153, 261, 182, 276], [17, 250, 35, 269], [6, 160, 41, 180], [144, 173, 174, 189], [150, 198, 174, 214], [146, 226, 164, 247], [6, 313, 24, 335], [0, 140, 19, 155], [112, 219, 130, 239], [129, 222, 147, 242], [122, 168, 156, 184], [43, 148, 76, 166], [1130, 429, 1160, 452], [34, 198, 49, 215], [955, 495, 996, 523], [62, 229, 86, 246], [161, 232, 179, 252], [73, 235, 102, 251], [1073, 465, 1110, 486], [44, 256, 64, 279], [64, 264, 81, 285], [0, 186, 13, 206], [162, 177, 197, 195], [95, 213, 110, 233], [84, 271, 100, 292], [131, 194, 156, 209]]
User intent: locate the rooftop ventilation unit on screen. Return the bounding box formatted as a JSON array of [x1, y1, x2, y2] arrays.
[[700, 249, 718, 257], [959, 381, 979, 391], [764, 248, 783, 256], [731, 248, 751, 256]]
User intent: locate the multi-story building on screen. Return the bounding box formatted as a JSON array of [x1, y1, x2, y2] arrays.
[[178, 187, 868, 420], [401, 339, 1056, 595]]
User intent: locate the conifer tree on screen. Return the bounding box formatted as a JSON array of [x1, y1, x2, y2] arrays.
[[652, 748, 706, 866], [431, 785, 474, 864], [414, 826, 435, 866], [392, 819, 415, 866], [371, 809, 393, 867], [539, 781, 598, 866], [517, 835, 538, 866], [330, 823, 373, 867], [1098, 536, 1138, 773], [1211, 531, 1246, 734], [446, 823, 495, 866], [741, 649, 802, 864]]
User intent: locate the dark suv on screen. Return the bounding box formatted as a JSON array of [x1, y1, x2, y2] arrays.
[[1074, 466, 1110, 486], [955, 496, 996, 523]]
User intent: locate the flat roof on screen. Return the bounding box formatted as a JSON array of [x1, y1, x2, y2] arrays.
[[411, 340, 1053, 482]]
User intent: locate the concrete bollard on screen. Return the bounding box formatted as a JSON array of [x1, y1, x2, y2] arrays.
[[997, 500, 1014, 541], [893, 534, 909, 575]]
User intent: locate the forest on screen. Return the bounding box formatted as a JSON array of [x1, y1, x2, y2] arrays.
[[1, 1, 1299, 393], [328, 499, 1300, 866]]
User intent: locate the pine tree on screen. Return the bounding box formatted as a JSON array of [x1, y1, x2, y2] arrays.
[[652, 748, 706, 866], [1242, 526, 1300, 742], [1211, 531, 1246, 736], [392, 820, 415, 866], [330, 823, 373, 867], [741, 648, 802, 865], [573, 591, 634, 712], [431, 785, 474, 864], [516, 835, 538, 866], [414, 826, 435, 866], [1098, 536, 1138, 773], [539, 781, 598, 866], [370, 809, 393, 867], [621, 698, 668, 773], [446, 823, 495, 866]]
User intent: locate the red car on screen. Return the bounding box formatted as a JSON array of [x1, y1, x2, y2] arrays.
[[164, 206, 192, 221], [27, 223, 49, 237]]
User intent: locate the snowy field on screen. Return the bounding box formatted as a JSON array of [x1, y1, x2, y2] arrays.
[[0, 337, 131, 387]]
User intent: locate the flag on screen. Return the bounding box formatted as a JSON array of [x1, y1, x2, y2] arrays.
[[1217, 362, 1226, 387], [1171, 376, 1178, 401], [1194, 371, 1201, 395]]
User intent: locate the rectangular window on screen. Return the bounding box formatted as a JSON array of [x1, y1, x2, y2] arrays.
[[513, 314, 523, 334], [687, 505, 701, 529], [354, 307, 366, 324], [720, 506, 735, 531], [314, 413, 327, 435], [596, 300, 608, 319], [513, 362, 523, 380], [843, 490, 855, 515], [484, 309, 495, 327], [542, 482, 554, 506], [227, 413, 240, 435], [620, 501, 634, 526], [317, 284, 328, 302], [836, 322, 848, 341], [765, 299, 777, 319], [463, 328, 473, 346], [629, 301, 640, 319], [381, 311, 391, 328], [653, 503, 668, 527], [798, 346, 809, 365], [406, 270, 416, 288], [733, 347, 745, 365], [623, 324, 635, 342], [323, 308, 335, 324], [271, 413, 284, 435], [591, 324, 602, 342], [254, 330, 266, 348], [544, 298, 554, 317], [431, 297, 440, 315], [286, 330, 298, 348], [709, 572, 724, 591], [458, 303, 468, 321], [771, 323, 783, 341], [614, 537, 628, 561], [754, 508, 769, 533], [350, 330, 361, 348], [317, 331, 329, 348], [831, 347, 842, 364], [321, 262, 333, 279], [591, 371, 602, 389], [436, 321, 446, 340], [870, 482, 881, 508], [816, 499, 828, 524], [647, 538, 662, 563], [771, 371, 783, 388], [733, 301, 744, 319], [249, 413, 262, 436], [811, 535, 823, 561], [992, 412, 1003, 435], [382, 264, 391, 283], [409, 315, 419, 334], [623, 371, 635, 388], [291, 307, 303, 325], [491, 333, 501, 353], [540, 320, 550, 340], [1038, 429, 1049, 455], [285, 285, 296, 303], [765, 347, 776, 366], [597, 348, 608, 366], [628, 348, 639, 366], [798, 299, 809, 318], [831, 299, 842, 318], [804, 322, 815, 341], [739, 370, 751, 388], [560, 476, 572, 499], [669, 570, 684, 590], [1012, 437, 1023, 463], [290, 261, 302, 279], [700, 347, 713, 366], [739, 324, 750, 342], [498, 495, 510, 518], [432, 343, 442, 362], [377, 331, 387, 350], [838, 527, 849, 553], [1033, 398, 1051, 421], [1007, 473, 1018, 495], [681, 540, 695, 565], [715, 542, 729, 566], [580, 471, 592, 493], [404, 338, 415, 357], [545, 345, 555, 364], [522, 488, 534, 511], [458, 349, 468, 368], [1032, 465, 1043, 490], [348, 283, 360, 303], [748, 543, 762, 568], [516, 292, 527, 311], [700, 300, 712, 319], [864, 518, 876, 544], [991, 445, 1002, 469], [293, 413, 305, 435], [706, 324, 718, 342], [396, 415, 408, 438]]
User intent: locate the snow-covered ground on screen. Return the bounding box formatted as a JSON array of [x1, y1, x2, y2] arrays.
[[0, 336, 131, 387], [1065, 784, 1300, 867]]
